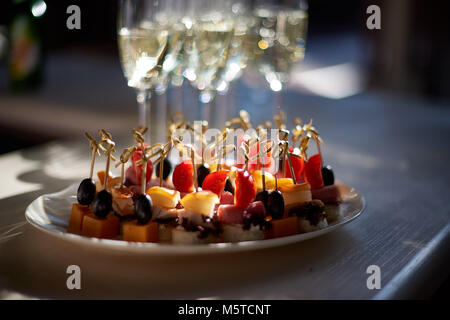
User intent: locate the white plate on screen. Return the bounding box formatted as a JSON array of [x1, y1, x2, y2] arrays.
[[25, 182, 365, 255]]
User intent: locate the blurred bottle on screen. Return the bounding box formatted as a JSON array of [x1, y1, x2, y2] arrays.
[[8, 0, 46, 91]]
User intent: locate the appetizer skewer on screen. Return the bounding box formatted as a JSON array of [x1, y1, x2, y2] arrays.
[[68, 109, 344, 244], [172, 143, 221, 244], [78, 130, 120, 239], [76, 132, 101, 206]]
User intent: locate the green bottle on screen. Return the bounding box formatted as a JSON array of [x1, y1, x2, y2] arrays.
[[9, 0, 46, 91]]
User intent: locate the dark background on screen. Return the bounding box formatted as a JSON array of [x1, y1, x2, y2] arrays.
[[0, 0, 449, 151]]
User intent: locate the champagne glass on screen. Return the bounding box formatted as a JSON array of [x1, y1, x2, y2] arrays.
[[213, 1, 251, 126], [183, 0, 236, 124], [246, 0, 308, 112], [214, 1, 251, 95], [117, 0, 185, 143]]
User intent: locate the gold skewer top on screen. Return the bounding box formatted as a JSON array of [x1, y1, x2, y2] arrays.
[[115, 146, 137, 168], [225, 109, 252, 131], [274, 110, 286, 130], [98, 129, 117, 162]]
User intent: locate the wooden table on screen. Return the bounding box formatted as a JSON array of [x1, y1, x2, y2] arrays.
[[1, 46, 449, 299], [0, 85, 449, 300]]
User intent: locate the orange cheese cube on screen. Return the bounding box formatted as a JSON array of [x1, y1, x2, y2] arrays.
[[97, 170, 112, 187], [266, 216, 299, 239], [81, 213, 120, 239], [67, 203, 91, 234], [122, 220, 158, 243]]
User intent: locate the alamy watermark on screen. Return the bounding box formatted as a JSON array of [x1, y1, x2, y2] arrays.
[[366, 265, 381, 290], [66, 5, 81, 30], [366, 5, 381, 30], [169, 122, 291, 174], [66, 264, 81, 290]]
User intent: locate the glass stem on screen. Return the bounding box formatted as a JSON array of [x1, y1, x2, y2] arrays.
[[136, 89, 151, 143], [201, 101, 211, 125], [199, 89, 214, 125], [174, 84, 183, 114], [215, 93, 228, 130], [155, 90, 167, 143], [274, 89, 284, 115]]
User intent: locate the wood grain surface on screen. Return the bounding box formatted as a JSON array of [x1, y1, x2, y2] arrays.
[[0, 84, 449, 299]]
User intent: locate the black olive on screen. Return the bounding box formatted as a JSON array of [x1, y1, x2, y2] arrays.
[[268, 190, 285, 219], [92, 189, 112, 218], [77, 178, 96, 205], [197, 163, 210, 188], [321, 165, 335, 186], [255, 190, 269, 213], [155, 158, 172, 180], [134, 194, 153, 224], [224, 178, 234, 194]]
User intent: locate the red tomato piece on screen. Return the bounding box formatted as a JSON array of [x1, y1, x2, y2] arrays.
[[201, 170, 229, 196], [284, 146, 305, 180], [172, 159, 194, 193], [304, 154, 324, 190], [234, 169, 256, 208], [132, 144, 153, 186], [248, 142, 275, 174]]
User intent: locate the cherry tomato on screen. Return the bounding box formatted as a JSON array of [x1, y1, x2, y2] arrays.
[[234, 169, 256, 208], [172, 159, 194, 193], [202, 170, 229, 196], [284, 146, 305, 180], [132, 144, 153, 186], [304, 154, 324, 190]]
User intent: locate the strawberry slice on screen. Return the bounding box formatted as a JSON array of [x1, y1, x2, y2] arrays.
[[132, 144, 153, 186], [304, 154, 324, 190], [201, 170, 229, 196], [234, 169, 256, 208], [172, 159, 194, 193]]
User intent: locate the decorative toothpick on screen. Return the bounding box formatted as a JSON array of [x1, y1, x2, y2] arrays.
[[284, 142, 297, 184], [140, 147, 150, 194], [115, 146, 137, 188], [292, 117, 304, 149], [239, 110, 252, 130], [191, 148, 198, 192], [214, 144, 235, 171], [98, 130, 116, 190], [278, 129, 289, 178], [294, 119, 324, 164], [156, 141, 173, 187], [274, 110, 286, 130], [258, 139, 273, 191], [272, 139, 287, 191], [238, 140, 250, 171], [131, 126, 150, 193], [84, 132, 102, 180], [207, 128, 230, 171], [224, 109, 252, 131], [132, 127, 147, 149]]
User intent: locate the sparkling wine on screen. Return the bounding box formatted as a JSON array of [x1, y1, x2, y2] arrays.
[[246, 7, 308, 89], [118, 24, 185, 91], [185, 18, 234, 97]]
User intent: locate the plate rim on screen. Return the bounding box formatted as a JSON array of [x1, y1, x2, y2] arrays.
[[25, 183, 366, 255]]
